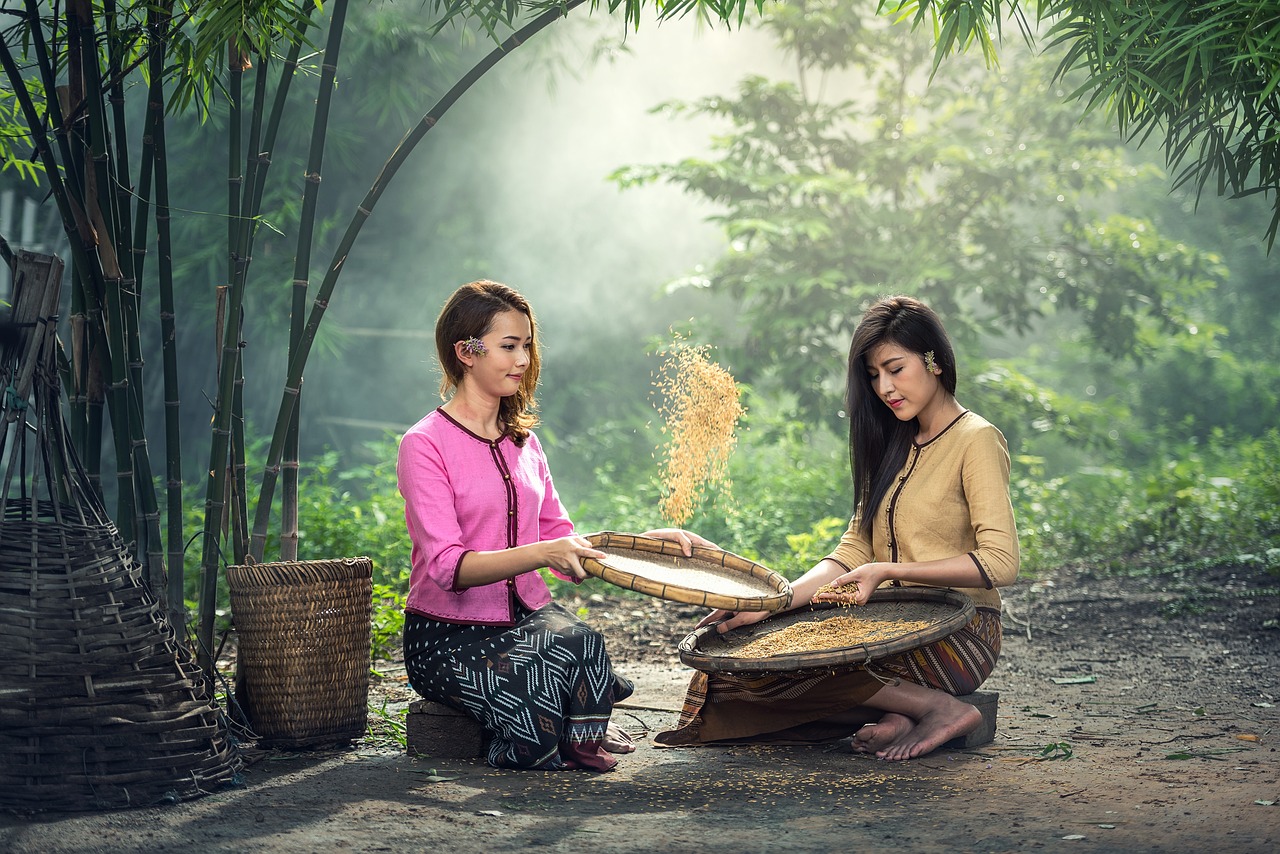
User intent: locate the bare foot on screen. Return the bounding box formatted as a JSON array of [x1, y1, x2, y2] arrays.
[[851, 713, 914, 754], [604, 722, 636, 754], [876, 697, 981, 761]]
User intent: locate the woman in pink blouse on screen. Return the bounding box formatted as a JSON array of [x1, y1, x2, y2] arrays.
[[658, 295, 1019, 760], [400, 280, 708, 771]]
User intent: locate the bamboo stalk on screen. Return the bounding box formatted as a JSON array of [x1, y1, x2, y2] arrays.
[[198, 282, 237, 679], [227, 36, 249, 558], [195, 3, 322, 678], [4, 7, 114, 500], [126, 0, 184, 622], [73, 0, 141, 551], [248, 0, 589, 560], [197, 37, 251, 674], [231, 353, 249, 564], [226, 38, 271, 569], [281, 0, 350, 562], [101, 1, 168, 597], [148, 36, 186, 626]]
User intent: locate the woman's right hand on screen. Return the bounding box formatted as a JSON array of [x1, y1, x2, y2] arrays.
[[695, 607, 772, 634], [538, 535, 605, 581]]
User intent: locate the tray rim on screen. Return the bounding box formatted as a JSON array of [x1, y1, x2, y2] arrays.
[[582, 531, 793, 612], [676, 586, 976, 673]]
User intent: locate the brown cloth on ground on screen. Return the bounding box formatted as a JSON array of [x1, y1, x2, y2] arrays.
[[657, 609, 1001, 746]]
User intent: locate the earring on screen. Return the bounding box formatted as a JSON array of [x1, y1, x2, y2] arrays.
[[923, 350, 937, 374], [460, 337, 486, 357]]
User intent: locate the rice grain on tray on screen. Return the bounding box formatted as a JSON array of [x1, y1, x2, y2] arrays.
[[597, 553, 768, 598], [653, 339, 745, 526], [729, 615, 936, 658]]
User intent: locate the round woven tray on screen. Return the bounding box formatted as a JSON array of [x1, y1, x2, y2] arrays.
[[678, 587, 975, 674], [582, 532, 792, 612]]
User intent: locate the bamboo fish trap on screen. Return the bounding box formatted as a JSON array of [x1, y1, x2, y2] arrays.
[[0, 251, 241, 811]]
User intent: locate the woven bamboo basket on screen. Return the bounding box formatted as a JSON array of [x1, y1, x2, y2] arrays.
[[678, 587, 976, 675], [583, 531, 792, 612], [0, 250, 241, 812], [227, 557, 373, 749], [0, 503, 244, 811]]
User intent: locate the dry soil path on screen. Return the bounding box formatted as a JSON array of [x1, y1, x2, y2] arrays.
[[2, 565, 1278, 853]]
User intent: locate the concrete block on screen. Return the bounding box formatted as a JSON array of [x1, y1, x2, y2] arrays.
[[405, 699, 488, 759], [944, 690, 998, 749]]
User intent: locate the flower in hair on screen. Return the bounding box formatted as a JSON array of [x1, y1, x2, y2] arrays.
[[923, 350, 937, 374], [460, 337, 487, 357]]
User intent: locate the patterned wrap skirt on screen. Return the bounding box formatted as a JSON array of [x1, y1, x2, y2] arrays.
[[404, 601, 633, 771], [656, 607, 1002, 745]]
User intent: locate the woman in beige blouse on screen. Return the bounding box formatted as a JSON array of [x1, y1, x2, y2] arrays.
[[657, 296, 1019, 760]]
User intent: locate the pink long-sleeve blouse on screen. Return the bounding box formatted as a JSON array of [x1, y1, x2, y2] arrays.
[[397, 408, 576, 625]]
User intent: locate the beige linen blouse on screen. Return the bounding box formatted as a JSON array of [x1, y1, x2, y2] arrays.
[[826, 410, 1019, 612]]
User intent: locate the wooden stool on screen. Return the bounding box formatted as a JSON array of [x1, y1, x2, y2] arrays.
[[945, 690, 999, 749], [405, 700, 489, 759]]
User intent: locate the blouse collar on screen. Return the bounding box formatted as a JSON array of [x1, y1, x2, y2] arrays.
[[436, 407, 508, 445], [913, 409, 970, 449]]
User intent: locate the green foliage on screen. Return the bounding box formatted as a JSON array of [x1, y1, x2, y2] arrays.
[[612, 7, 1224, 424], [889, 0, 1280, 249], [0, 87, 39, 181], [964, 361, 1124, 455], [779, 516, 849, 578], [173, 439, 411, 657], [431, 1, 768, 35], [1040, 0, 1280, 248], [292, 444, 411, 582], [290, 442, 411, 659], [1012, 429, 1280, 577]]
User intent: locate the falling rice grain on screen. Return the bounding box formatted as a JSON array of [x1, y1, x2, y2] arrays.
[[652, 337, 745, 526]]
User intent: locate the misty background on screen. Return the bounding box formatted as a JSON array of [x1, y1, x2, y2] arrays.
[[2, 1, 1276, 593], [313, 16, 777, 450]]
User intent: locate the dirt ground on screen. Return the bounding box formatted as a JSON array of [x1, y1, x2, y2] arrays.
[[3, 562, 1278, 853]]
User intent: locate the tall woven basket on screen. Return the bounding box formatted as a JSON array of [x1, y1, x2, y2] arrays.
[[0, 251, 241, 811], [227, 557, 373, 749]]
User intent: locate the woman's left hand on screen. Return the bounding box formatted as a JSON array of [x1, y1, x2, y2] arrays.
[[641, 527, 720, 557]]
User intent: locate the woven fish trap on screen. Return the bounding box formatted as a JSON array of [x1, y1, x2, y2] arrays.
[[584, 532, 792, 612], [226, 557, 373, 749], [0, 501, 242, 812], [678, 587, 975, 675], [1, 251, 240, 812]]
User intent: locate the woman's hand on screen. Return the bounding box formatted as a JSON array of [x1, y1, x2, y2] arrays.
[[538, 535, 606, 582], [695, 607, 771, 634], [641, 527, 720, 556], [819, 562, 896, 606]]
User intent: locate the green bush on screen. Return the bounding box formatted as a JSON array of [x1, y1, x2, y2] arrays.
[[1012, 428, 1280, 578], [168, 438, 411, 658]]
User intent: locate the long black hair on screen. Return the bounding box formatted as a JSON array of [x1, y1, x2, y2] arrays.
[[845, 295, 957, 535]]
